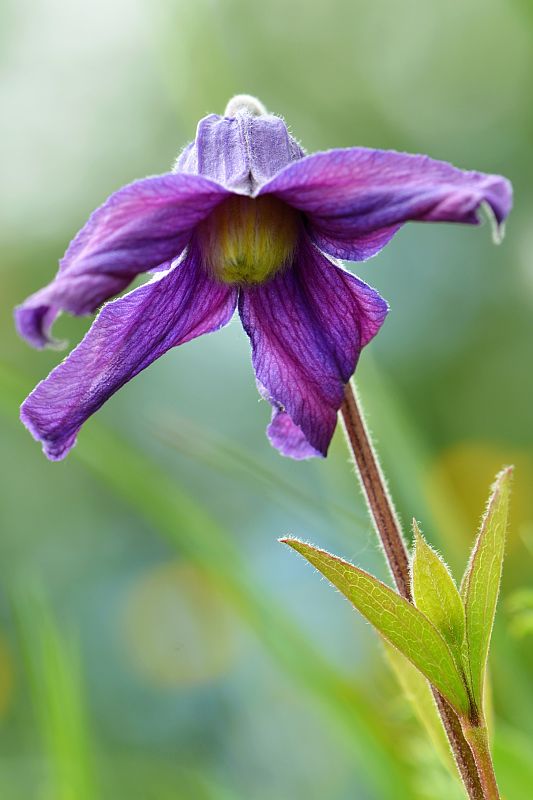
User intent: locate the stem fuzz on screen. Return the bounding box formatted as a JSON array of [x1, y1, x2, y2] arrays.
[[462, 722, 501, 800], [339, 381, 486, 800]]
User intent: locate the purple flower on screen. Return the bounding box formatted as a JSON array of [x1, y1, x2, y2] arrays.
[[16, 95, 512, 461]]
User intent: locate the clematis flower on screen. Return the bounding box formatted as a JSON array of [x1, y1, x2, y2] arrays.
[[16, 95, 512, 461]]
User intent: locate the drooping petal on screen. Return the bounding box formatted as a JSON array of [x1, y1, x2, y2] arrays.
[[21, 245, 237, 461], [239, 237, 388, 459], [258, 148, 513, 261], [15, 173, 232, 347], [265, 404, 323, 460]]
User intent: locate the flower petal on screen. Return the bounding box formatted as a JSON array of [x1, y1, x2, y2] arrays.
[[258, 148, 513, 260], [21, 245, 237, 461], [266, 406, 323, 460], [15, 173, 232, 348], [239, 237, 388, 459], [175, 113, 304, 193]]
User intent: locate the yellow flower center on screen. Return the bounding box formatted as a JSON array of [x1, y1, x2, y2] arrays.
[[197, 195, 299, 285]]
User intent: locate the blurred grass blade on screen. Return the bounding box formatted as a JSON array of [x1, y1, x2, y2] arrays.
[[461, 467, 513, 709], [382, 641, 455, 773], [12, 588, 96, 800], [282, 538, 471, 717], [411, 521, 465, 652], [154, 413, 365, 529], [0, 363, 414, 800]]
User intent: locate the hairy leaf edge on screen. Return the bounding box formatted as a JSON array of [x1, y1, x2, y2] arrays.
[[281, 537, 471, 718]]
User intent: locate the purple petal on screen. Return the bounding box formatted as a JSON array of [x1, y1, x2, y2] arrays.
[[21, 244, 237, 461], [266, 407, 323, 460], [258, 148, 513, 261], [239, 236, 388, 459], [174, 113, 304, 193], [16, 173, 232, 348]]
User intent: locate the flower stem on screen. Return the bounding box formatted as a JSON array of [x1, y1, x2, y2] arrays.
[[339, 381, 485, 800], [461, 722, 501, 800], [340, 381, 411, 599]]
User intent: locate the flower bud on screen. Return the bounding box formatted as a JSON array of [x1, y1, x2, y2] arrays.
[[224, 94, 267, 118]]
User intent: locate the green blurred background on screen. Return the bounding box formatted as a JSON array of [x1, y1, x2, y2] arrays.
[[1, 0, 532, 798]]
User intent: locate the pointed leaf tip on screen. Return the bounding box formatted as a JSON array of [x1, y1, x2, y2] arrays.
[[411, 520, 465, 654], [283, 538, 470, 717], [462, 467, 513, 709]]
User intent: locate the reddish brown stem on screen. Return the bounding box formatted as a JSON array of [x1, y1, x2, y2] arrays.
[[340, 381, 411, 599], [462, 721, 501, 800], [340, 381, 484, 800]]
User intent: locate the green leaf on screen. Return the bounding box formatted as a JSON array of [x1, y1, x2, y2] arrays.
[[411, 520, 465, 652], [461, 467, 513, 709], [282, 538, 471, 718]]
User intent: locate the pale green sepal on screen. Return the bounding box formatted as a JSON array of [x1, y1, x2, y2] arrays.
[[461, 467, 513, 709], [411, 520, 465, 653], [282, 538, 471, 718]]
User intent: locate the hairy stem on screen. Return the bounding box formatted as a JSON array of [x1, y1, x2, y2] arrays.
[[462, 722, 501, 800], [340, 381, 485, 800], [340, 381, 411, 598]]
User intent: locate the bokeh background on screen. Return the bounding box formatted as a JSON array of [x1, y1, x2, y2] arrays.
[[1, 1, 532, 798]]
